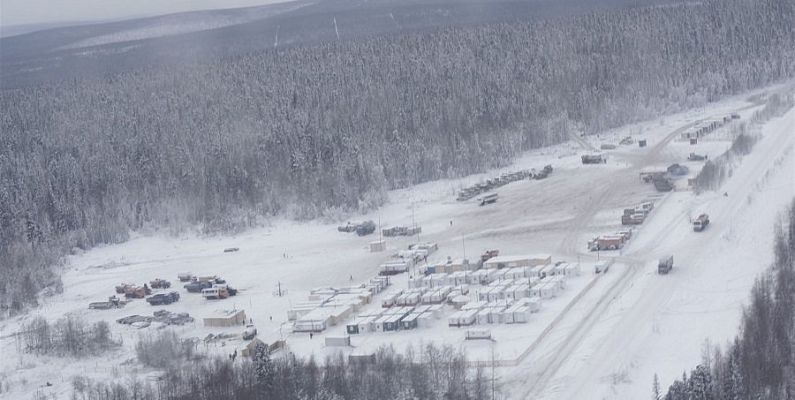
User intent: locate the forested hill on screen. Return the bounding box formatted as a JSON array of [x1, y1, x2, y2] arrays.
[[1, 0, 794, 313]]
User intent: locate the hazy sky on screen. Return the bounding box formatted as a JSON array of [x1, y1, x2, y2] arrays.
[[1, 0, 294, 27]]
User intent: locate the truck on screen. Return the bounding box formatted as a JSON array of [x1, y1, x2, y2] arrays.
[[479, 193, 498, 206], [89, 296, 125, 310], [184, 280, 213, 293], [242, 324, 258, 340], [534, 165, 553, 180], [688, 153, 707, 161], [202, 287, 231, 300], [658, 255, 674, 274], [177, 272, 193, 282], [588, 236, 625, 251], [693, 214, 710, 232], [146, 291, 180, 306], [621, 212, 645, 225]]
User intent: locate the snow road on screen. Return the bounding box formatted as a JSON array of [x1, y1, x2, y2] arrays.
[[509, 97, 795, 399]]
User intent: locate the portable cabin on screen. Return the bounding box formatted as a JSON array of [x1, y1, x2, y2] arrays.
[[450, 294, 470, 309], [417, 313, 434, 328], [459, 309, 478, 326], [513, 306, 531, 323], [401, 313, 421, 330], [293, 318, 327, 333], [476, 308, 492, 325], [381, 292, 401, 308], [383, 314, 403, 332], [448, 311, 464, 327], [501, 306, 516, 324], [346, 321, 360, 334], [483, 255, 551, 270], [428, 304, 445, 318], [547, 275, 567, 290]]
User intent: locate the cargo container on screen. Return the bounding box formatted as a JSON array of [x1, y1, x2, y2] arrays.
[[325, 336, 351, 347]]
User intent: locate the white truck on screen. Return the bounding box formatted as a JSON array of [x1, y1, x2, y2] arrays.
[[693, 214, 710, 232]]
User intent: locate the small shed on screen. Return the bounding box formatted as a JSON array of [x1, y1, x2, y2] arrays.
[[203, 309, 246, 327], [241, 338, 266, 358]]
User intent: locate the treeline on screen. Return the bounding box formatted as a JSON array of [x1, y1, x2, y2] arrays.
[[693, 93, 794, 193], [1, 0, 794, 313], [662, 199, 795, 399], [69, 341, 495, 400], [19, 315, 118, 357]]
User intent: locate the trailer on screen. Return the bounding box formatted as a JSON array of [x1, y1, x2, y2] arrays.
[[658, 255, 674, 274], [478, 193, 498, 206], [693, 214, 710, 232], [581, 154, 607, 164], [89, 296, 125, 310]]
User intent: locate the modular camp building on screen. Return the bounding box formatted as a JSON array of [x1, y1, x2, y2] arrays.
[[483, 254, 552, 270], [203, 309, 247, 327]]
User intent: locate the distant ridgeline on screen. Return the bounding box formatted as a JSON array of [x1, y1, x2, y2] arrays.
[[0, 0, 793, 312]]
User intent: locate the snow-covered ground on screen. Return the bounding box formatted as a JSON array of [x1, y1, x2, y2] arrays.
[[1, 83, 792, 398]]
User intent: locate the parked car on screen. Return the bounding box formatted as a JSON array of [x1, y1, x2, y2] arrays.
[[146, 291, 180, 305], [184, 280, 213, 293]]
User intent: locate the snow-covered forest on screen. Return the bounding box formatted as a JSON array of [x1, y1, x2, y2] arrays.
[[661, 199, 795, 400], [1, 0, 794, 313]]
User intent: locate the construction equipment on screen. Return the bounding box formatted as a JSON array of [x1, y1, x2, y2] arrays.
[[658, 256, 674, 274], [693, 214, 710, 232], [149, 279, 171, 289], [146, 291, 180, 306]]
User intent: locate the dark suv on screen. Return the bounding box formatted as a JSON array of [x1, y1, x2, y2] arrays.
[[146, 292, 180, 305]]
